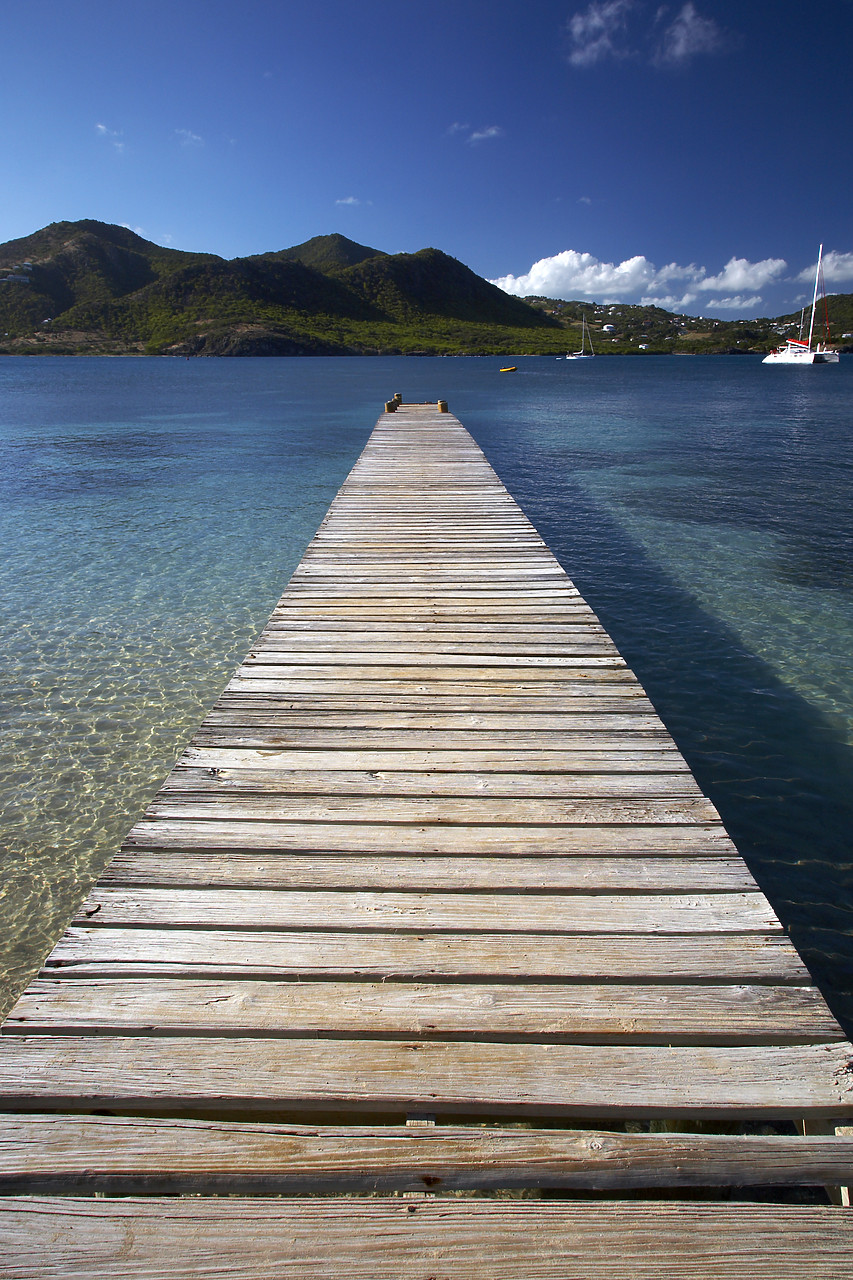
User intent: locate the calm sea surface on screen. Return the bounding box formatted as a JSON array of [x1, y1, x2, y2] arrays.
[[2, 355, 852, 1029]]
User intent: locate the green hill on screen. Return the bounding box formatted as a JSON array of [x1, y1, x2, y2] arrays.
[[252, 232, 387, 273], [56, 256, 388, 356], [339, 248, 550, 328], [2, 220, 850, 356], [524, 294, 853, 355], [0, 221, 559, 355]]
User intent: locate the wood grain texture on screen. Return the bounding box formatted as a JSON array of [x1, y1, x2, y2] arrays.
[[177, 745, 693, 772], [5, 979, 840, 1043], [45, 927, 811, 982], [1, 1036, 851, 1117], [160, 766, 704, 798], [2, 1197, 853, 1279], [70, 887, 781, 932], [123, 818, 737, 855], [98, 852, 759, 892], [2, 1117, 852, 1194]]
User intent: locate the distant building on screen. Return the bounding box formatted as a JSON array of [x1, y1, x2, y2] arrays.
[[602, 324, 616, 333]]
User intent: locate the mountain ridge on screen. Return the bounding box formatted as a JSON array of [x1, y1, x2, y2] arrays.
[[1, 221, 851, 356], [0, 220, 560, 355]]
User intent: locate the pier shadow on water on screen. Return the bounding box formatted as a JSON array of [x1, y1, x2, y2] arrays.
[[479, 432, 853, 1038]]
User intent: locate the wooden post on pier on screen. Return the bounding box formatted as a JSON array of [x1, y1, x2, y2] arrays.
[[0, 401, 851, 1275]]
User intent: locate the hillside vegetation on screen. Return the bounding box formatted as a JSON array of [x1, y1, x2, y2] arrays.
[[0, 222, 560, 356], [1, 221, 850, 356]]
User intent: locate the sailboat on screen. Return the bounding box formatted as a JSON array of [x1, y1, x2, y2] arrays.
[[763, 245, 839, 364], [564, 314, 595, 360]]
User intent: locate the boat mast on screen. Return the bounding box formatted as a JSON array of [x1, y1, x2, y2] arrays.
[[807, 244, 822, 351]]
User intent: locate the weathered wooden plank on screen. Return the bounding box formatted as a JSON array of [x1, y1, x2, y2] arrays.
[[123, 818, 738, 855], [189, 729, 679, 751], [225, 678, 639, 697], [206, 704, 661, 723], [100, 853, 755, 892], [261, 620, 603, 633], [256, 637, 616, 653], [292, 563, 568, 574], [210, 702, 660, 722], [2, 1117, 852, 1194], [267, 607, 602, 619], [145, 795, 721, 826], [15, 1196, 848, 1280], [177, 746, 694, 773], [0, 1037, 850, 1116], [5, 980, 839, 1043], [45, 927, 809, 983], [277, 588, 583, 600], [72, 888, 776, 933], [162, 766, 706, 800], [290, 569, 571, 582], [230, 663, 632, 683], [252, 641, 621, 659], [244, 650, 624, 666], [260, 615, 590, 624]]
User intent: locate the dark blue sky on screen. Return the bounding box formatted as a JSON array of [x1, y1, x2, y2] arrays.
[[2, 0, 851, 316]]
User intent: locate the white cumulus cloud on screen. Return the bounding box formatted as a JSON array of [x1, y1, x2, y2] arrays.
[[696, 256, 787, 292], [490, 248, 788, 312], [797, 250, 853, 283], [492, 249, 658, 298]]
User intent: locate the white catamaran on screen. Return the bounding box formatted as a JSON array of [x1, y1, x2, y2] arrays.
[[763, 244, 839, 364]]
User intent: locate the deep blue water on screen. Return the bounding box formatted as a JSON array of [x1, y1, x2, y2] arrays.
[[2, 355, 852, 1029]]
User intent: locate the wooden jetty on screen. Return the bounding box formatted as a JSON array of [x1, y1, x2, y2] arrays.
[[1, 401, 851, 1276]]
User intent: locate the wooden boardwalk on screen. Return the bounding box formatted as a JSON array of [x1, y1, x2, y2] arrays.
[[1, 402, 851, 1276]]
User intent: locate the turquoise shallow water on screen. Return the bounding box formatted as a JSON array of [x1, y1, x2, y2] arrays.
[[2, 355, 852, 1029]]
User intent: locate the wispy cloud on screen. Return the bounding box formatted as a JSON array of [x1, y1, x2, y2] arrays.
[[565, 1, 726, 69], [468, 125, 504, 144], [490, 247, 787, 312], [448, 122, 504, 145], [653, 2, 723, 65], [175, 128, 204, 147], [700, 295, 763, 311], [567, 0, 634, 67], [95, 122, 125, 153], [335, 196, 372, 207]]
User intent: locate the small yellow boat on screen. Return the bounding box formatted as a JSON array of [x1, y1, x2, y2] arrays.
[[499, 365, 517, 372]]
